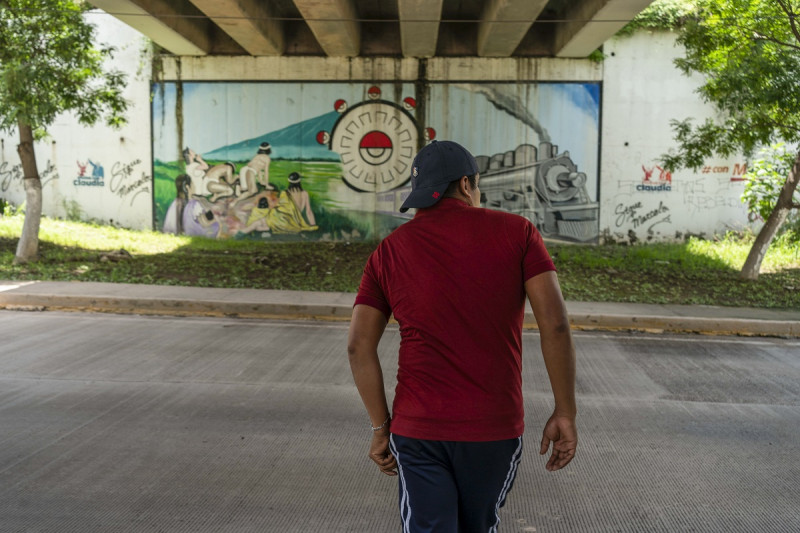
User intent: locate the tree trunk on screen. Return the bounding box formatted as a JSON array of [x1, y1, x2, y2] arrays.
[[13, 120, 42, 265], [740, 149, 800, 280]]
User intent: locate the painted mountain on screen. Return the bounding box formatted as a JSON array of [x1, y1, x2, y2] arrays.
[[206, 111, 340, 162]]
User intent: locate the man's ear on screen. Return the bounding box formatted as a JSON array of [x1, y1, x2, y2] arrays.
[[458, 175, 471, 197]]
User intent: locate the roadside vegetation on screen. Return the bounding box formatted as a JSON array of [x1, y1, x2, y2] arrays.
[[1, 213, 797, 309]]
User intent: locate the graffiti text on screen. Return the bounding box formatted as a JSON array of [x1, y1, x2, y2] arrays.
[[2, 160, 58, 192], [109, 159, 143, 194], [615, 200, 670, 228], [614, 201, 642, 227], [702, 162, 748, 182], [632, 201, 669, 228], [636, 183, 672, 192], [74, 176, 104, 187], [110, 159, 149, 205], [685, 195, 744, 212]]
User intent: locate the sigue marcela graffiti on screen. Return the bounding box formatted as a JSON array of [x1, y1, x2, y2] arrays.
[[152, 82, 600, 242]]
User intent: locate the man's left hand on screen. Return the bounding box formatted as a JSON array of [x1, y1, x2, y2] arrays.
[[540, 413, 578, 472]]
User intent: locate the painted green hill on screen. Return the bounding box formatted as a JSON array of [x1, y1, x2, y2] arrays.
[[205, 111, 341, 162]]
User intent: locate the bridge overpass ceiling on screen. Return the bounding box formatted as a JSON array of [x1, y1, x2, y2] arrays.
[[90, 0, 655, 59], [191, 0, 284, 55], [398, 0, 443, 58], [477, 0, 549, 57], [553, 0, 659, 57], [90, 0, 249, 55]]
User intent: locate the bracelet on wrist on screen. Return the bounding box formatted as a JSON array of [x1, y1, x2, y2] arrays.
[[371, 415, 391, 432]]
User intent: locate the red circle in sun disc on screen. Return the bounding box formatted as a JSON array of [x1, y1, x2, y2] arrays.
[[360, 131, 392, 149]]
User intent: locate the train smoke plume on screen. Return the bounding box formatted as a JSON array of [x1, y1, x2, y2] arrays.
[[455, 83, 550, 142]]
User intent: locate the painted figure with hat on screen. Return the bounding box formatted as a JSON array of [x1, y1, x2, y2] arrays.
[[238, 141, 273, 199], [348, 140, 578, 532], [287, 171, 316, 227], [231, 170, 318, 236]]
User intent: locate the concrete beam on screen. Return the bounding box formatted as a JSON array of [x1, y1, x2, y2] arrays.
[[160, 56, 419, 81], [158, 56, 602, 82], [477, 0, 550, 57], [555, 0, 655, 58], [189, 0, 283, 55], [398, 0, 442, 58], [292, 0, 360, 57], [426, 56, 602, 82], [91, 0, 209, 55]]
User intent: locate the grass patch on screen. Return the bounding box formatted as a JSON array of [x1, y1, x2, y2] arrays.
[[1, 214, 798, 308]]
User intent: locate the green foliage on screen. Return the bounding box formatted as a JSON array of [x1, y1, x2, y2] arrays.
[[61, 198, 84, 222], [0, 0, 128, 136], [617, 0, 697, 36], [0, 214, 798, 308], [662, 0, 800, 171], [742, 144, 800, 227], [587, 49, 607, 62]]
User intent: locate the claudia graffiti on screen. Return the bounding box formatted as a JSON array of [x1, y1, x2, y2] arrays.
[[152, 82, 600, 242], [75, 160, 105, 187], [638, 165, 672, 192]]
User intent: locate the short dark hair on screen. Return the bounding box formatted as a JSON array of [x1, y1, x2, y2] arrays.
[[443, 174, 477, 198], [175, 174, 191, 199], [288, 172, 303, 191]]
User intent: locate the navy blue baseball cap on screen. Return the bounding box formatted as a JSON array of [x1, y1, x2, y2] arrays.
[[399, 140, 479, 213]]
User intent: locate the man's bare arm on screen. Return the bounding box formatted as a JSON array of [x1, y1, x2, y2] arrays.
[[347, 304, 397, 476], [525, 271, 578, 472]]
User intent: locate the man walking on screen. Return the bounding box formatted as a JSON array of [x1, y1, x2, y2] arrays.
[[348, 140, 577, 532]]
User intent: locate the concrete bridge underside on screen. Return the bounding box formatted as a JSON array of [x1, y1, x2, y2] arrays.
[[90, 0, 655, 59]]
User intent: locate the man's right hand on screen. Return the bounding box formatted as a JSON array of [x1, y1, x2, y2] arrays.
[[539, 413, 577, 471], [369, 429, 397, 476]]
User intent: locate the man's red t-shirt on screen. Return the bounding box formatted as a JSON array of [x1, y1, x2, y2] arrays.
[[354, 198, 556, 441]]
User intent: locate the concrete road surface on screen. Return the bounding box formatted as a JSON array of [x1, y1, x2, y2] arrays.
[[1, 310, 799, 532]]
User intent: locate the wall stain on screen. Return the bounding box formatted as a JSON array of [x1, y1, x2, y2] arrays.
[[175, 58, 184, 166], [414, 59, 429, 151]]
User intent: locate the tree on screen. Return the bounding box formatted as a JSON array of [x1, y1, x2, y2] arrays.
[[0, 0, 127, 264], [661, 0, 800, 280], [742, 144, 800, 234]]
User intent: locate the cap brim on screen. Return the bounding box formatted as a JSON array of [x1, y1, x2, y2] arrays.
[[399, 181, 451, 212]]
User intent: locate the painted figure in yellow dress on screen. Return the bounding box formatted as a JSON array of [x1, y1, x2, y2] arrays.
[[239, 188, 318, 235]]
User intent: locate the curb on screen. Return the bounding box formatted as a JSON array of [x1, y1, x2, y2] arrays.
[[1, 291, 797, 338], [562, 313, 799, 338], [0, 293, 354, 322]]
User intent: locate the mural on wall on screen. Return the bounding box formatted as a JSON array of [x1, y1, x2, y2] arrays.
[[377, 83, 601, 242], [316, 85, 430, 194], [152, 82, 600, 242], [480, 142, 598, 242]]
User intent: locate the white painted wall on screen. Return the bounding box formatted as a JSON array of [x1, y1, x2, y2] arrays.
[[600, 30, 753, 243], [0, 11, 153, 230]]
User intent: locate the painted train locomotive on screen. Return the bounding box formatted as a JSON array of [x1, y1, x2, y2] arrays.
[[476, 143, 598, 242]]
